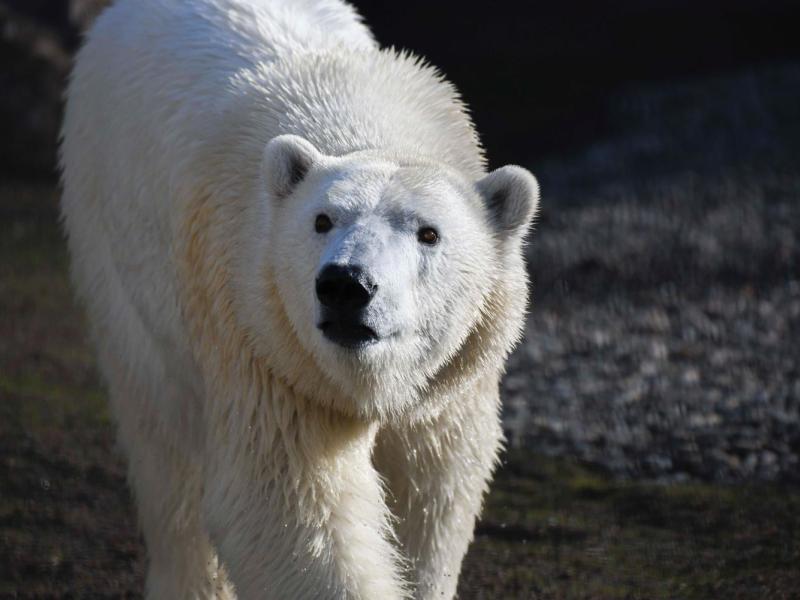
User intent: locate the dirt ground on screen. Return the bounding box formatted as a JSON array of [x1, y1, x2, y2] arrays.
[[2, 182, 799, 599]]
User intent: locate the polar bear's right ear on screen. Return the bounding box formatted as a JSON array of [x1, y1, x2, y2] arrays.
[[263, 134, 323, 199]]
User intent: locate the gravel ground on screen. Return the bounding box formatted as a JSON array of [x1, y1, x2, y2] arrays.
[[504, 276, 800, 482], [501, 65, 800, 483]]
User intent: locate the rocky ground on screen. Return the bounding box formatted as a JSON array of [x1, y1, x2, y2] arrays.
[[505, 170, 800, 483], [503, 65, 800, 484]]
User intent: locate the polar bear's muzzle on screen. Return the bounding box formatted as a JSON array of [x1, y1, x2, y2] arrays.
[[316, 263, 380, 349]]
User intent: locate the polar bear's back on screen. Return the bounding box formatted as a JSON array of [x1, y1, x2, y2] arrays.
[[63, 0, 375, 204], [62, 0, 375, 217]]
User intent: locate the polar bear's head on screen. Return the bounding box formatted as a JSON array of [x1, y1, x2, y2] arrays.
[[249, 135, 538, 420]]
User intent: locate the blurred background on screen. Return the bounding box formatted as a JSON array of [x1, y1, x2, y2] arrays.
[[1, 0, 799, 597]]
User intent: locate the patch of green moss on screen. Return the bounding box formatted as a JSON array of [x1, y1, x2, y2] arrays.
[[0, 373, 108, 431]]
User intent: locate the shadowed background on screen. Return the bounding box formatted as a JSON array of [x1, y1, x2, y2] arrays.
[[1, 1, 799, 597]]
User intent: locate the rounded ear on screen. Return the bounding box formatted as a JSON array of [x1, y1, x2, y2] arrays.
[[476, 165, 540, 240], [262, 134, 323, 199]]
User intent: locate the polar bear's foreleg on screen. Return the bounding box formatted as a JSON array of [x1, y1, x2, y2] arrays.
[[92, 307, 233, 598], [200, 386, 408, 599], [119, 424, 233, 600], [374, 379, 503, 600], [121, 424, 234, 599]]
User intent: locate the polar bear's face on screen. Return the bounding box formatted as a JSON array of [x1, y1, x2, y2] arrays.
[[256, 136, 538, 419]]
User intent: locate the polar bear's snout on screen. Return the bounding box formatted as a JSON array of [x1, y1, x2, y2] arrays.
[[316, 264, 377, 310], [316, 263, 380, 348]]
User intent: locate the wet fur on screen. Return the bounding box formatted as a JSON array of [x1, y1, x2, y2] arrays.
[[60, 0, 537, 598]]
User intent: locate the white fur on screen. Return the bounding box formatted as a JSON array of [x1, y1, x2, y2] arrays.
[[60, 1, 539, 598]]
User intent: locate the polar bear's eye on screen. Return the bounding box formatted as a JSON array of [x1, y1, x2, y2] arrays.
[[417, 227, 439, 245], [315, 214, 333, 233]]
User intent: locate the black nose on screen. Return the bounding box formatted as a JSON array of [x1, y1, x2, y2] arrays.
[[315, 264, 377, 311]]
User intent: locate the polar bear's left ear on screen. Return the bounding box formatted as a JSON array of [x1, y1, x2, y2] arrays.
[[263, 134, 323, 199], [476, 165, 540, 240]]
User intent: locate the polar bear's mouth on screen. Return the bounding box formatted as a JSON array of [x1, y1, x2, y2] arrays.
[[318, 319, 379, 349]]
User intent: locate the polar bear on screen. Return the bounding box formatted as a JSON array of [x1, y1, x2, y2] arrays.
[[60, 0, 539, 598]]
